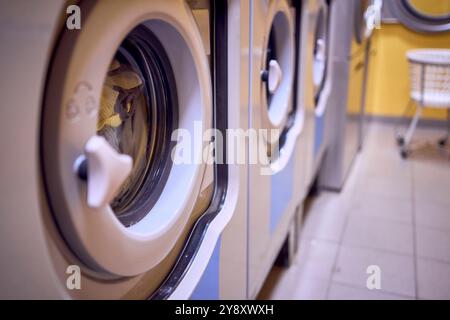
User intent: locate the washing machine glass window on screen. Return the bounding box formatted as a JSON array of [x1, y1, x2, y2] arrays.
[[262, 11, 294, 127], [97, 26, 178, 227], [313, 7, 328, 104]]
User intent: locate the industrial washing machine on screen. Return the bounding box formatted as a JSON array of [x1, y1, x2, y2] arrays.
[[189, 0, 250, 300], [298, 0, 332, 194], [319, 0, 380, 191], [0, 0, 247, 299], [247, 0, 304, 299]]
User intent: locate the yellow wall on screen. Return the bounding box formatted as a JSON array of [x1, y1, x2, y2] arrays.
[[366, 24, 450, 120]]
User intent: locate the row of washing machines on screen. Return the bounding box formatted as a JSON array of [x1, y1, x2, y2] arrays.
[[0, 0, 379, 299]]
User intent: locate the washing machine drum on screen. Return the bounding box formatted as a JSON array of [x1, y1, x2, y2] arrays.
[[96, 26, 177, 227], [41, 1, 212, 278]]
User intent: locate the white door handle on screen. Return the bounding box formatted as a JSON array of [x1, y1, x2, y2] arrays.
[[315, 39, 325, 61], [82, 135, 133, 209], [313, 39, 326, 87], [268, 59, 283, 94], [365, 0, 382, 37]]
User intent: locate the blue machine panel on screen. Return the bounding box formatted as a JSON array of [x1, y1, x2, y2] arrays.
[[190, 237, 221, 300], [314, 114, 325, 157], [270, 154, 295, 233]]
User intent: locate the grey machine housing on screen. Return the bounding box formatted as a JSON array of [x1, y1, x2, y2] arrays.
[[318, 0, 368, 191]]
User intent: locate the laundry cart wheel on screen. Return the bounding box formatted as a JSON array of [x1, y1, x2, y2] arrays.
[[438, 137, 448, 147], [396, 135, 405, 147], [400, 148, 409, 159]]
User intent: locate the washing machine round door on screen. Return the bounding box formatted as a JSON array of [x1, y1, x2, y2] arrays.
[[388, 0, 450, 33], [312, 1, 329, 105], [260, 0, 295, 134], [41, 0, 212, 277]]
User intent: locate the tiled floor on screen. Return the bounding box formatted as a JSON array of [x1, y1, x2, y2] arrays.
[[258, 122, 450, 300]]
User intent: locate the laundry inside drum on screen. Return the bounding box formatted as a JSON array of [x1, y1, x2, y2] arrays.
[[97, 26, 178, 226]]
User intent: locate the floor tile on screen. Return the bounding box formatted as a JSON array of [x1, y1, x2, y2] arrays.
[[350, 193, 413, 224], [332, 246, 416, 297], [358, 146, 412, 181], [301, 194, 350, 242], [414, 181, 450, 206], [412, 150, 450, 183], [260, 122, 450, 300], [292, 277, 330, 300], [417, 258, 450, 299], [295, 238, 339, 275], [415, 201, 450, 231], [341, 156, 362, 195], [328, 283, 411, 300], [416, 226, 450, 263], [257, 266, 299, 300], [258, 239, 338, 300], [343, 215, 414, 255], [411, 147, 450, 206], [293, 239, 339, 300], [353, 175, 412, 201]]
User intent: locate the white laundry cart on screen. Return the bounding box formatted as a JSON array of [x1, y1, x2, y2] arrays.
[[397, 49, 450, 158]]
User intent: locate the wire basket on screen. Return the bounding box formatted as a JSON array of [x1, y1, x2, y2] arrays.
[[407, 49, 450, 108]]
